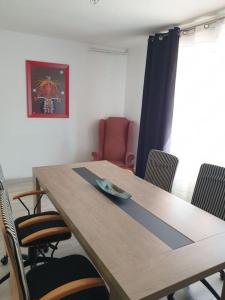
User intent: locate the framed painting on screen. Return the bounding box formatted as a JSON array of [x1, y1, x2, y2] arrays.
[[26, 60, 69, 118]]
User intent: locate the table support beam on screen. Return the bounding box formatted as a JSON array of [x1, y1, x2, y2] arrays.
[[33, 175, 41, 213], [110, 288, 124, 300], [221, 280, 225, 300]]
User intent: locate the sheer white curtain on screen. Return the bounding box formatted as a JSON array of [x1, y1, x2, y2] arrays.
[[170, 20, 225, 201]]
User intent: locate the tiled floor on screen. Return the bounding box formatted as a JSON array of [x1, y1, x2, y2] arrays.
[[0, 179, 223, 299]]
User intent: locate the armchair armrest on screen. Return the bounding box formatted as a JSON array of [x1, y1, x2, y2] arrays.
[[13, 190, 46, 200], [40, 278, 105, 300], [21, 226, 70, 246], [125, 152, 135, 166], [18, 214, 63, 229], [91, 151, 103, 161]]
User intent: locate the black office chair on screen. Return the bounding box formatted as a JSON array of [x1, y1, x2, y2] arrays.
[[0, 165, 71, 285], [144, 149, 179, 192], [0, 185, 109, 300], [169, 163, 225, 300]]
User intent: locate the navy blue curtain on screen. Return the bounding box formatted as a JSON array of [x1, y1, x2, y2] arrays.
[[136, 27, 180, 178]]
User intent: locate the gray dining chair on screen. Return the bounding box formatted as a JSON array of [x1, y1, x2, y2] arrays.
[[192, 163, 225, 280], [144, 149, 179, 192], [192, 163, 225, 221], [169, 163, 225, 300]]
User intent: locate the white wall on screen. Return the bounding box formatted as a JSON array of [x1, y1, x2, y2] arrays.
[[124, 40, 147, 157], [0, 30, 127, 178]]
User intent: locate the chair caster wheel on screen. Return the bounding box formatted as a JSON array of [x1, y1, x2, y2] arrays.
[[1, 255, 8, 266]]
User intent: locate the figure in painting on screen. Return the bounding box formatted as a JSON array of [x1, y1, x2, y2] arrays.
[[34, 76, 62, 114]]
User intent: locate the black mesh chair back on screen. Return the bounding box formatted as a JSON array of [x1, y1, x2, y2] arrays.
[[144, 150, 179, 192], [191, 163, 225, 220], [0, 169, 30, 300]]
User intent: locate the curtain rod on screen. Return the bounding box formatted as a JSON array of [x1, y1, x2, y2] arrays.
[[88, 47, 128, 55], [180, 13, 225, 32]]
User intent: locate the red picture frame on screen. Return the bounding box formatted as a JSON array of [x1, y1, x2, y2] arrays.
[[26, 60, 69, 118]]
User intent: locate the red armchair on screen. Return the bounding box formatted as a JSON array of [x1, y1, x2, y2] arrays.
[[92, 117, 135, 170]]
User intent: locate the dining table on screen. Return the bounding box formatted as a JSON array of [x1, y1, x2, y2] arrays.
[[33, 160, 225, 300]]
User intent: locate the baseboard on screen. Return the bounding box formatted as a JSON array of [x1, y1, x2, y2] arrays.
[[5, 177, 32, 186]]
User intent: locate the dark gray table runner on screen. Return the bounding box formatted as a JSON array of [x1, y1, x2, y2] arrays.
[[73, 167, 193, 249]]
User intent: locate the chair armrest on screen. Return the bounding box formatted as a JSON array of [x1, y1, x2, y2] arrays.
[[125, 152, 135, 165], [18, 214, 63, 229], [13, 190, 47, 215], [40, 278, 105, 300], [13, 190, 46, 200], [92, 151, 103, 161], [21, 227, 70, 246]]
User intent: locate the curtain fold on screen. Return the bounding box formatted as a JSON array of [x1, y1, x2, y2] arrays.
[[136, 27, 180, 178]]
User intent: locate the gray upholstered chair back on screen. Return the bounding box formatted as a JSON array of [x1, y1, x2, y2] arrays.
[[0, 166, 29, 299], [191, 163, 225, 220], [144, 150, 179, 192]]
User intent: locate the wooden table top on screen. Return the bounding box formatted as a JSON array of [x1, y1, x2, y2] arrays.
[[33, 161, 225, 300]]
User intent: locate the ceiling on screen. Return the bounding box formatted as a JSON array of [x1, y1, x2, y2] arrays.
[[0, 0, 225, 48]]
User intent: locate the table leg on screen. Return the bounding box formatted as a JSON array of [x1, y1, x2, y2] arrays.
[[110, 287, 123, 300], [33, 176, 41, 213], [221, 280, 225, 300]]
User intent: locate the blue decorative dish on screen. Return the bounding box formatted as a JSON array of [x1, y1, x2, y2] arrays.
[[96, 178, 131, 200]]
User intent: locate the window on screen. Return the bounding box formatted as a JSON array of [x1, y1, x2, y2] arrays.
[[170, 20, 225, 200]]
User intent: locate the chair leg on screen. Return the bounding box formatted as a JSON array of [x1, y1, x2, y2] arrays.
[[168, 279, 220, 300], [23, 256, 58, 268], [50, 242, 59, 258], [220, 270, 225, 280], [28, 247, 38, 269], [201, 279, 220, 299], [38, 244, 49, 254], [0, 273, 10, 285], [29, 246, 51, 267], [1, 255, 8, 266]]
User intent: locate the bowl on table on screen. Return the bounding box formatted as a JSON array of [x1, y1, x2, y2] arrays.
[[95, 178, 131, 200]]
